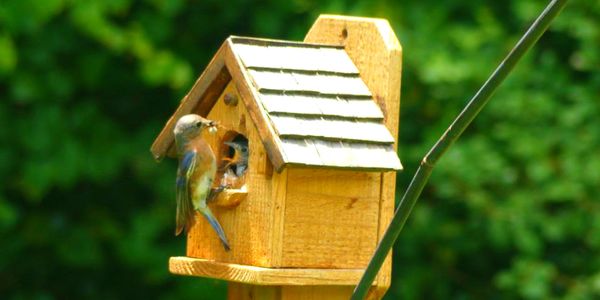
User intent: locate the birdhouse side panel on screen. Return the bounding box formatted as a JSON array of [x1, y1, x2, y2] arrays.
[[305, 16, 402, 294], [186, 82, 281, 267], [279, 168, 382, 268]]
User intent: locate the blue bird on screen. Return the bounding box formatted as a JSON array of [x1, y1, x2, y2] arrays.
[[174, 114, 230, 251]]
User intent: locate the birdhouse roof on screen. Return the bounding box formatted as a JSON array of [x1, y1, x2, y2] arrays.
[[151, 36, 402, 172]]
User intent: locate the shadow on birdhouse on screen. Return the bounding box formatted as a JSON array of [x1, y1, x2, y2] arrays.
[[150, 14, 403, 300]]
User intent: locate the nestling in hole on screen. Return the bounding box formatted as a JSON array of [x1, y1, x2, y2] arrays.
[[218, 133, 249, 189]]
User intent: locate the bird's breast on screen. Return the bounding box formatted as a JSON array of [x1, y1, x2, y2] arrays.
[[187, 139, 217, 208]]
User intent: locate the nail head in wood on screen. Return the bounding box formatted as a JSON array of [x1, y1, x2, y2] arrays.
[[224, 93, 238, 106], [341, 28, 348, 39]]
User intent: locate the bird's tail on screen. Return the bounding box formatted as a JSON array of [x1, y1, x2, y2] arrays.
[[199, 207, 231, 251]]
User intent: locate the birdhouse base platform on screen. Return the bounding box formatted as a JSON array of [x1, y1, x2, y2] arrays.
[[169, 256, 374, 286]]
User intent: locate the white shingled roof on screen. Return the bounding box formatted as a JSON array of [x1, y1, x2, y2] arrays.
[[230, 37, 402, 171]]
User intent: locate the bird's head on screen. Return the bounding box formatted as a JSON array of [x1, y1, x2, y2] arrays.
[[224, 141, 249, 164], [174, 114, 216, 140]]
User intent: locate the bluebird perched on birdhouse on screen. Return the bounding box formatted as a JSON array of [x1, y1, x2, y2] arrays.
[[173, 114, 230, 251]]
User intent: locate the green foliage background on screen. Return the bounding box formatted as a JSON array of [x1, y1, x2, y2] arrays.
[[1, 0, 598, 299]]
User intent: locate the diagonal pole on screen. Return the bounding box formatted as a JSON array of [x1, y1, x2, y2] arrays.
[[351, 0, 570, 299]]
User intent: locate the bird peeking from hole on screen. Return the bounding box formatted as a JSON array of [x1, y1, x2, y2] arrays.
[[222, 140, 249, 177], [219, 139, 249, 189], [173, 114, 230, 251]]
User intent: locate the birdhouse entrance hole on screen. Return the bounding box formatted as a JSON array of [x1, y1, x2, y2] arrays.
[[221, 133, 249, 180], [212, 130, 248, 208]]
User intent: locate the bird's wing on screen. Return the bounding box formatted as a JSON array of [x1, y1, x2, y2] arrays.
[[175, 150, 197, 236]]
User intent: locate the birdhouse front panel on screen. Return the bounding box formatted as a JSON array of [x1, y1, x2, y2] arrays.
[[186, 81, 286, 267]]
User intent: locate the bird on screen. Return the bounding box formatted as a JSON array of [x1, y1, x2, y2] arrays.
[[173, 114, 230, 251], [222, 140, 249, 177]]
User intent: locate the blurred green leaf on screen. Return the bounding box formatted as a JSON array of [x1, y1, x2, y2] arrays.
[[0, 34, 17, 74]]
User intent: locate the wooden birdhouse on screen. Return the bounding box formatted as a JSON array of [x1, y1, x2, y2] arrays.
[[151, 15, 402, 300]]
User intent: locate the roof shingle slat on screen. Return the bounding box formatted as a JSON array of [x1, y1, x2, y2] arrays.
[[269, 115, 395, 144], [341, 97, 387, 118], [343, 142, 402, 170], [280, 138, 401, 170], [260, 93, 322, 115], [248, 69, 298, 91], [249, 69, 371, 96], [279, 138, 322, 166], [312, 140, 348, 167], [292, 72, 371, 96], [232, 42, 359, 74], [315, 47, 361, 75], [232, 44, 273, 69], [318, 73, 372, 96], [259, 93, 384, 119]]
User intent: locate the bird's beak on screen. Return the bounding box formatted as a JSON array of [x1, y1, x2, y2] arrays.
[[204, 119, 217, 134], [202, 119, 216, 127]]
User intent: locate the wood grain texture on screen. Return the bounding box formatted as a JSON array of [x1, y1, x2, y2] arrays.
[[214, 186, 247, 208], [304, 15, 403, 298], [150, 43, 231, 160], [228, 283, 280, 300], [281, 286, 353, 300], [280, 168, 381, 269], [227, 284, 353, 300], [170, 257, 372, 286], [269, 168, 287, 267]]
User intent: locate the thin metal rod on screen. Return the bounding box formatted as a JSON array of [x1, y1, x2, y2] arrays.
[[351, 0, 569, 298]]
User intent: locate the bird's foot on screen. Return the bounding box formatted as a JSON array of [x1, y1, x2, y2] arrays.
[[207, 184, 231, 203]]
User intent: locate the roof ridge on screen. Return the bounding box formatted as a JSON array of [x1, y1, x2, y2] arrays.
[[229, 36, 345, 49]]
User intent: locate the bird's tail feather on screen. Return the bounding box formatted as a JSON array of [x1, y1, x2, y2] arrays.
[[175, 185, 194, 236], [199, 208, 231, 251]]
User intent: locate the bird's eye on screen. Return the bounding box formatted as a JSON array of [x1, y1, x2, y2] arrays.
[[195, 121, 202, 127], [241, 148, 248, 153]]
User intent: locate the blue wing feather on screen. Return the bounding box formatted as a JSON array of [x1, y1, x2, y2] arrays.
[[175, 150, 196, 235], [180, 151, 195, 173]]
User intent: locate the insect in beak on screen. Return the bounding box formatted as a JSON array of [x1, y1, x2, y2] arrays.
[[207, 120, 218, 134]]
